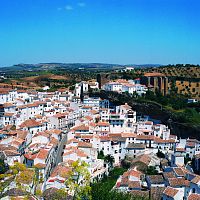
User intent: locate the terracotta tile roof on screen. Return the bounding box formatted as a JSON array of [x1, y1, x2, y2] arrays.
[[147, 175, 164, 184], [163, 186, 179, 198], [121, 132, 137, 138], [24, 152, 38, 160], [150, 187, 165, 200], [90, 110, 99, 114], [81, 135, 93, 139], [4, 149, 20, 156], [35, 101, 47, 105], [128, 181, 141, 189], [0, 144, 18, 152], [51, 163, 71, 178], [97, 121, 110, 126], [109, 135, 126, 142], [154, 137, 175, 144], [126, 143, 146, 149], [18, 105, 27, 109], [130, 190, 149, 198], [89, 122, 96, 127], [82, 105, 92, 109], [84, 116, 93, 121], [162, 171, 176, 180], [0, 89, 10, 94], [49, 137, 58, 146], [35, 114, 43, 119], [66, 138, 79, 144], [3, 112, 14, 117], [53, 113, 66, 118], [34, 163, 46, 169], [2, 125, 14, 131], [132, 154, 151, 166], [51, 129, 62, 135], [24, 149, 49, 160], [63, 148, 87, 158], [74, 133, 81, 138], [186, 142, 195, 148], [33, 131, 49, 138], [73, 124, 89, 131], [129, 169, 142, 178], [20, 119, 42, 128], [27, 103, 39, 108], [120, 177, 129, 186], [109, 133, 122, 137], [100, 136, 110, 141], [3, 103, 16, 108], [173, 168, 185, 177], [144, 121, 153, 125], [78, 141, 92, 148], [17, 89, 27, 93], [188, 193, 200, 200], [176, 148, 185, 152], [191, 175, 200, 184], [136, 135, 154, 140], [168, 177, 190, 187]]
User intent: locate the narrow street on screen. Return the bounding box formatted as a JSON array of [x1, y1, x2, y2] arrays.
[[55, 131, 68, 165]]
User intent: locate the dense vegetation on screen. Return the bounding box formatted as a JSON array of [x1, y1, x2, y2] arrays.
[[91, 167, 147, 200]]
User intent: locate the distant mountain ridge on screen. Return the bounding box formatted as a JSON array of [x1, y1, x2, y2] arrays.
[[0, 63, 162, 72]]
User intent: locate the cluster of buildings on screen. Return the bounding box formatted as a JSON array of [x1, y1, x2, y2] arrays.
[[103, 79, 147, 96], [0, 84, 200, 199]]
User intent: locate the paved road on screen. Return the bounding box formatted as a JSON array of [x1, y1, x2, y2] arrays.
[[43, 129, 69, 191], [55, 132, 68, 165]]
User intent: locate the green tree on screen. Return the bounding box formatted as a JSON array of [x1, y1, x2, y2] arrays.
[[65, 160, 91, 200], [145, 166, 158, 175], [0, 159, 7, 174], [156, 149, 165, 158], [104, 155, 115, 168], [97, 150, 105, 160]]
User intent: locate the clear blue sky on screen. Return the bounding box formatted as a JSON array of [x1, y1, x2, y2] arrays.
[[0, 0, 200, 66]]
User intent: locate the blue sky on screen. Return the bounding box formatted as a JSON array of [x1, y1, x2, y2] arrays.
[[0, 0, 200, 66]]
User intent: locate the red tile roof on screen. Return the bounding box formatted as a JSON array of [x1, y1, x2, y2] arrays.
[[73, 124, 89, 131], [191, 176, 200, 184], [173, 168, 185, 177], [97, 121, 110, 126], [188, 193, 200, 200], [163, 186, 179, 198], [20, 119, 42, 128], [78, 141, 92, 148]]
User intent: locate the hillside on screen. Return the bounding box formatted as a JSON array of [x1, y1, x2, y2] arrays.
[[130, 64, 200, 99], [148, 65, 200, 78]]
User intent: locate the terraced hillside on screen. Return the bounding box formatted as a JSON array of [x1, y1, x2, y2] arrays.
[[146, 65, 200, 78]]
